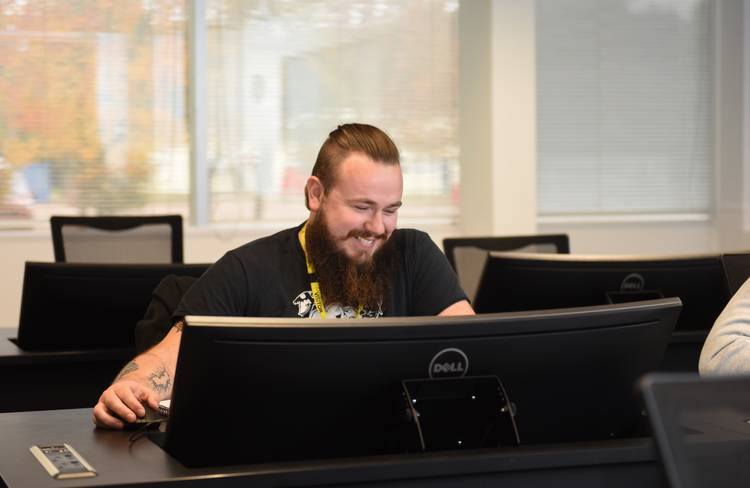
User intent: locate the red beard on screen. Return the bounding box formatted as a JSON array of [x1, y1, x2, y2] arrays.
[[305, 212, 396, 314]]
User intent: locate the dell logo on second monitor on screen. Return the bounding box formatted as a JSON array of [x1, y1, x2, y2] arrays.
[[429, 348, 469, 379], [620, 273, 645, 291]]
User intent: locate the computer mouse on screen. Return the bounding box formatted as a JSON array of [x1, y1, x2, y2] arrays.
[[121, 404, 167, 430]]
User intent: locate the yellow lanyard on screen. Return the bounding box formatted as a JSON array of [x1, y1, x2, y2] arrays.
[[298, 222, 362, 319]]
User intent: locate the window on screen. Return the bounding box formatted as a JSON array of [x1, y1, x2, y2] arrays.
[[0, 0, 459, 229], [536, 0, 714, 218], [0, 1, 189, 229], [203, 0, 459, 225]]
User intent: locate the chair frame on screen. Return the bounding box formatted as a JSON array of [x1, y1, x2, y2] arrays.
[[50, 215, 184, 263], [442, 234, 570, 271]]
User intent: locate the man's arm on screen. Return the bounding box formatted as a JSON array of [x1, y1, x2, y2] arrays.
[[439, 299, 475, 316], [92, 321, 184, 429], [404, 231, 472, 316], [699, 278, 750, 375]]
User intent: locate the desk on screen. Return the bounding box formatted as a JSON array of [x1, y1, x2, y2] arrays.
[[0, 328, 134, 412], [0, 408, 668, 488]]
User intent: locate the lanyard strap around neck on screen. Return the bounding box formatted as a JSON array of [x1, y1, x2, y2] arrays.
[[298, 222, 362, 319]]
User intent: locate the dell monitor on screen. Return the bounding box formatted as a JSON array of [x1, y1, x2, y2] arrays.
[[473, 252, 728, 334], [161, 298, 681, 467], [17, 262, 211, 351]]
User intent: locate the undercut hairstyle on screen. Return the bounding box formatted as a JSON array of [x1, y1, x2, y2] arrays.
[[305, 123, 400, 209]]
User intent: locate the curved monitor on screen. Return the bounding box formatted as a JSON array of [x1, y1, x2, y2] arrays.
[[473, 252, 728, 334], [163, 298, 681, 467]]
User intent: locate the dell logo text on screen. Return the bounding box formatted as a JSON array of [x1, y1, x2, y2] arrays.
[[429, 348, 469, 378], [620, 273, 645, 292]]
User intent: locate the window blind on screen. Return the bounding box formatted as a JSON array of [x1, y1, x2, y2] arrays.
[[536, 0, 714, 217]]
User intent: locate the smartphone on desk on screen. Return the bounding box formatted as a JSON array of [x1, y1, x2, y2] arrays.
[[30, 444, 97, 479]]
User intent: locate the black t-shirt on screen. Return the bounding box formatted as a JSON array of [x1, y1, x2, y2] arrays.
[[174, 223, 467, 319]]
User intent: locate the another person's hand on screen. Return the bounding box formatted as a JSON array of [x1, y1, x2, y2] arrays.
[[92, 380, 160, 429]]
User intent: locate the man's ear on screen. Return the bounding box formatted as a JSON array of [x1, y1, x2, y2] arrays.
[[306, 176, 325, 211]]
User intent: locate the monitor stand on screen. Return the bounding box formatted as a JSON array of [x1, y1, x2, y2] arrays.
[[402, 375, 520, 452]]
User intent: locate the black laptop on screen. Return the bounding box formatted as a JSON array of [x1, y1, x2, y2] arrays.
[[640, 373, 750, 488], [16, 262, 210, 351]]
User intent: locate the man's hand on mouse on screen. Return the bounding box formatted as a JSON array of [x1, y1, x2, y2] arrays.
[[92, 380, 160, 430]]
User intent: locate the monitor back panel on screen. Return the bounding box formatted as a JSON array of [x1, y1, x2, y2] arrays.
[[17, 262, 210, 351], [474, 254, 728, 332], [164, 300, 680, 467]]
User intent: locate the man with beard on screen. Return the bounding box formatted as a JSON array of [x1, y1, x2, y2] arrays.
[[93, 123, 474, 429]]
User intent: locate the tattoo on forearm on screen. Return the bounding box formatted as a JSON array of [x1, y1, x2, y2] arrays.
[[173, 320, 185, 332], [114, 361, 139, 382], [148, 367, 172, 393]]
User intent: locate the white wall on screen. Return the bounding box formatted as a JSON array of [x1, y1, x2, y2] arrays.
[[459, 0, 537, 236], [1, 234, 53, 329], [539, 220, 718, 255]]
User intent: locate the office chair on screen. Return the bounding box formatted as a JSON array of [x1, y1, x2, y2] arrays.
[[50, 215, 184, 263], [443, 234, 570, 303]]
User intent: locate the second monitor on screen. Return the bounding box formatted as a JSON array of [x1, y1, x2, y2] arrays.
[[17, 262, 211, 351], [473, 252, 729, 334]]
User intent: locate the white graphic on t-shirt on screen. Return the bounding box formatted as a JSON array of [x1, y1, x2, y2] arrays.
[[325, 304, 358, 319], [292, 290, 383, 318], [293, 291, 315, 317]]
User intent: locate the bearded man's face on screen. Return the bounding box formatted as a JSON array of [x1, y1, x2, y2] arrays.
[[308, 152, 402, 264]]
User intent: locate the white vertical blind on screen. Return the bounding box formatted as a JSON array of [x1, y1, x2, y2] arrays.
[[536, 0, 714, 216]]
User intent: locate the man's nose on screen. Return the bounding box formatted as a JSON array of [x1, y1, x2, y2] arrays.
[[365, 211, 385, 236]]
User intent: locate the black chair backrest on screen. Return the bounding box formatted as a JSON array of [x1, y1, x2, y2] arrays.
[[50, 215, 183, 263], [443, 234, 570, 302], [442, 234, 570, 271]]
